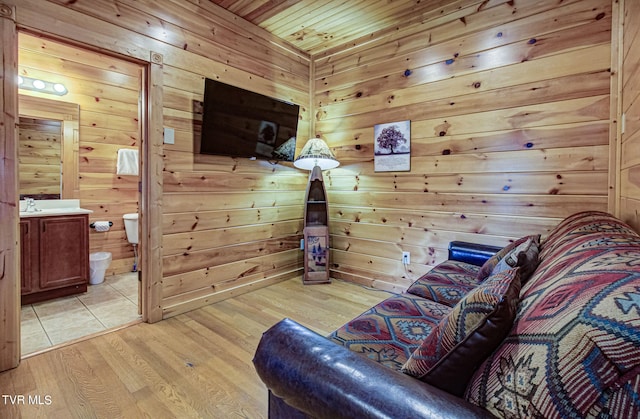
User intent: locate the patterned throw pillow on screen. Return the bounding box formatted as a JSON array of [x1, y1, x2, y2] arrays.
[[477, 235, 540, 282], [492, 237, 540, 283], [328, 294, 453, 371], [406, 260, 482, 307], [401, 267, 521, 396]]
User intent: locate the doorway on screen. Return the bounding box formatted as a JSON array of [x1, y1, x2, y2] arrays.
[[17, 32, 145, 357]]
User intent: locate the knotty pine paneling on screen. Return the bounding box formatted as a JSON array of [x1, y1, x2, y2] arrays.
[[314, 0, 614, 291], [160, 68, 308, 316], [18, 32, 142, 276], [151, 21, 310, 315], [9, 0, 311, 319], [619, 0, 640, 230], [8, 0, 627, 318]]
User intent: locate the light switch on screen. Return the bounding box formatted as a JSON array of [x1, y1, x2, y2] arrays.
[[164, 127, 175, 144]]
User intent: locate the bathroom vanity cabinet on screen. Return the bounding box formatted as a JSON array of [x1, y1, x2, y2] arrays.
[[20, 214, 89, 304]]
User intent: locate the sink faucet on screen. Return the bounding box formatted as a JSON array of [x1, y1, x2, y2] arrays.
[[25, 198, 38, 212]]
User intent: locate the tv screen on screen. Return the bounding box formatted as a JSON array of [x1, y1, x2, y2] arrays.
[[200, 78, 300, 162]]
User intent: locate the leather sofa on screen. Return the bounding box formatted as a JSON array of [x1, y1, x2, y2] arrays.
[[253, 211, 640, 418]]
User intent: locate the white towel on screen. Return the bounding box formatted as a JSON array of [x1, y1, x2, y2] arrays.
[[116, 149, 139, 176]]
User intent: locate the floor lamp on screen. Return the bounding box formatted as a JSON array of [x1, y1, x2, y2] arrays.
[[294, 138, 340, 284]]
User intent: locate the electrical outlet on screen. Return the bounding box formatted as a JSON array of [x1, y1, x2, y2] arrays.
[[402, 251, 410, 265]]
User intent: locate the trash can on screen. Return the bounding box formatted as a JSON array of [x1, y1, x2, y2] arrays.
[[89, 252, 112, 285]]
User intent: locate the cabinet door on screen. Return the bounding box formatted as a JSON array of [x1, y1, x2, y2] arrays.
[[38, 216, 89, 290], [303, 225, 331, 284], [19, 219, 36, 294]]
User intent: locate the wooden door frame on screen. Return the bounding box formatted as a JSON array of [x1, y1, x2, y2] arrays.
[[142, 52, 164, 323], [0, 2, 165, 371], [0, 3, 20, 372]]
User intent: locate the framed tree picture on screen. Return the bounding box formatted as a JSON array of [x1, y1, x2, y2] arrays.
[[374, 120, 411, 172]]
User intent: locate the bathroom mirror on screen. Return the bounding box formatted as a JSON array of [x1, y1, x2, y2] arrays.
[[18, 95, 80, 200]]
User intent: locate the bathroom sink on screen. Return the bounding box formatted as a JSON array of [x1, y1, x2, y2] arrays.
[[19, 199, 93, 217], [20, 207, 93, 217]]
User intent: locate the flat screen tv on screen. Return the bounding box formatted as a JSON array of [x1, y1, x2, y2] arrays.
[[200, 78, 300, 162]]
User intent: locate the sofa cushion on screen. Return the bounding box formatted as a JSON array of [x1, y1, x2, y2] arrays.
[[538, 210, 638, 262], [465, 213, 640, 418], [402, 267, 521, 396], [477, 235, 540, 283], [328, 294, 452, 371], [406, 259, 482, 307]]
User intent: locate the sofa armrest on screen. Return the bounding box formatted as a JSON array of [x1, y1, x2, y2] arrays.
[[253, 318, 495, 419], [448, 241, 502, 266]]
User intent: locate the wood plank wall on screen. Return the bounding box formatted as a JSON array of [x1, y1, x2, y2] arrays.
[[18, 33, 142, 275], [146, 5, 310, 317], [620, 0, 640, 230], [160, 74, 309, 316], [313, 0, 614, 292], [10, 0, 312, 318], [6, 0, 630, 321]]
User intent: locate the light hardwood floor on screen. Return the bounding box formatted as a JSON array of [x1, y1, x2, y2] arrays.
[[0, 277, 391, 418]]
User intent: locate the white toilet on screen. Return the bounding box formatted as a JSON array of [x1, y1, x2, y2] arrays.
[[123, 213, 139, 271]]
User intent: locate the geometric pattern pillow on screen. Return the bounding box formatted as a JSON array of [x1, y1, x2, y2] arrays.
[[328, 293, 453, 371], [477, 235, 540, 282], [465, 213, 640, 418], [406, 260, 482, 307], [491, 237, 540, 284], [402, 267, 521, 396]]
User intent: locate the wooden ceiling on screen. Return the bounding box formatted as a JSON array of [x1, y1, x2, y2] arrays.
[[208, 0, 468, 56]]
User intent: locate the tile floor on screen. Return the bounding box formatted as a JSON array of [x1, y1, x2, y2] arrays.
[[21, 272, 141, 357]]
